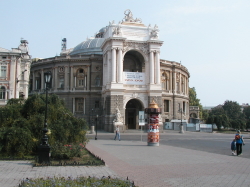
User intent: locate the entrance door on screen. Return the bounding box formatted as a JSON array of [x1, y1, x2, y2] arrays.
[[128, 110, 136, 129], [125, 99, 143, 129]]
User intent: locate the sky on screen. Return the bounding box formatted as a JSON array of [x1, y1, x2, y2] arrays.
[[1, 0, 250, 107]]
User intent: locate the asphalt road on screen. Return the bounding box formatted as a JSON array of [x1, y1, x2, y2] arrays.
[[87, 131, 250, 159]]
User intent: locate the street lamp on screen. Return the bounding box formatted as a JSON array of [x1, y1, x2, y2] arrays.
[[38, 71, 51, 163], [179, 108, 184, 134], [95, 114, 98, 140]]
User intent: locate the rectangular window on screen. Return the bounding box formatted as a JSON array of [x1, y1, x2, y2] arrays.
[[35, 78, 41, 90], [183, 102, 186, 113], [0, 86, 6, 99], [95, 100, 99, 109], [164, 100, 169, 112], [75, 98, 84, 112], [59, 78, 64, 88], [0, 66, 7, 77], [78, 79, 84, 87]]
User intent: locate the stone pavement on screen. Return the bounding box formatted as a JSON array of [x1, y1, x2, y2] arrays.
[[0, 133, 250, 187], [86, 138, 250, 187]]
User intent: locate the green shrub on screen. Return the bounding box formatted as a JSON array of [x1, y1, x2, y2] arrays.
[[50, 142, 86, 159], [0, 94, 88, 157]]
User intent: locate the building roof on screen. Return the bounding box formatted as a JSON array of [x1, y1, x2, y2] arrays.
[[70, 38, 105, 55], [0, 47, 11, 53]]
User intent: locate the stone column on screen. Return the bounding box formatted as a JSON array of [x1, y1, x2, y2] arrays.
[[84, 75, 87, 90], [107, 50, 111, 84], [149, 51, 154, 84], [16, 59, 21, 98], [72, 97, 75, 114], [54, 67, 57, 89], [87, 65, 90, 90], [103, 54, 106, 86], [180, 73, 182, 93], [118, 48, 123, 83], [70, 66, 73, 90], [169, 70, 172, 92], [173, 71, 176, 93], [155, 51, 160, 84], [111, 48, 117, 83], [32, 71, 35, 91], [64, 66, 68, 91], [41, 69, 44, 90]]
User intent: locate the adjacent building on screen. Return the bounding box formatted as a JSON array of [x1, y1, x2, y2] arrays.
[[30, 10, 190, 132], [0, 39, 31, 106]]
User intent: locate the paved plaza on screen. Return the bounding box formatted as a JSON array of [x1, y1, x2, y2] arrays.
[[0, 131, 250, 187]]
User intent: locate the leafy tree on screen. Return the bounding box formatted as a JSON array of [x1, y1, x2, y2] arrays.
[[207, 100, 246, 130], [189, 87, 204, 120], [189, 87, 200, 106], [243, 106, 250, 129], [0, 94, 88, 157], [206, 107, 229, 130], [222, 100, 246, 130]]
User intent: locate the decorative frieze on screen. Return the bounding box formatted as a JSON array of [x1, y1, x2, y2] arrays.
[[123, 41, 149, 55]]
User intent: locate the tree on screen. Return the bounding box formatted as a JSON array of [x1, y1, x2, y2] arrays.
[[189, 87, 200, 106], [207, 107, 229, 130], [0, 94, 88, 157], [243, 106, 250, 129], [189, 87, 204, 120], [222, 100, 246, 130]]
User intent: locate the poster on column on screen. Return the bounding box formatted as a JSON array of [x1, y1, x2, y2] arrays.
[[139, 111, 145, 126], [123, 72, 145, 85]]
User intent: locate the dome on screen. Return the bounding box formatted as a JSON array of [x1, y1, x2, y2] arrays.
[[70, 38, 105, 55], [99, 27, 107, 33]]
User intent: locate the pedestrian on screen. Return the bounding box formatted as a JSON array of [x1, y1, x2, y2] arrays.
[[235, 130, 245, 156], [114, 126, 121, 141], [231, 139, 236, 155]]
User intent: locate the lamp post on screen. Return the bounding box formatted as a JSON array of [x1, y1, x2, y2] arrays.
[[95, 114, 98, 140], [38, 71, 51, 163], [179, 108, 184, 134]]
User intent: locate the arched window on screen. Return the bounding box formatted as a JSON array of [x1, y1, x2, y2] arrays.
[[161, 72, 169, 90], [0, 86, 6, 99], [95, 76, 101, 86], [76, 68, 85, 88]]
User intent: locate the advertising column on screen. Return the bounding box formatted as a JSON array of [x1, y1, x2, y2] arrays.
[[145, 100, 161, 146]]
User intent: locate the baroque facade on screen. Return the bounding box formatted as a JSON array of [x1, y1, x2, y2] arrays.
[[30, 10, 190, 132], [0, 39, 31, 106]]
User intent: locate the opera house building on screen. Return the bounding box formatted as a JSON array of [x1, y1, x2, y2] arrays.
[[30, 10, 190, 132]]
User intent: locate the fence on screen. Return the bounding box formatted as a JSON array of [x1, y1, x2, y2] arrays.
[[164, 122, 213, 133]]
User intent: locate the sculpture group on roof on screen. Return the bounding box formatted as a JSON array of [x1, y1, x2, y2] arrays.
[[122, 9, 142, 23]]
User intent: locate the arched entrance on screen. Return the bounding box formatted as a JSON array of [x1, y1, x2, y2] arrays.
[[125, 99, 143, 129], [123, 50, 145, 72]]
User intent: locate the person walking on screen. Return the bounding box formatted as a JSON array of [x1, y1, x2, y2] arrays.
[[114, 126, 121, 141], [235, 130, 245, 156], [231, 139, 236, 155]]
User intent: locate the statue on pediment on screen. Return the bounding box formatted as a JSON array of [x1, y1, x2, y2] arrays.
[[124, 9, 133, 22], [123, 9, 142, 23], [150, 24, 159, 39]]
